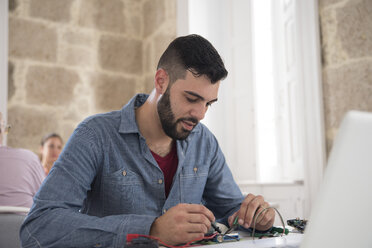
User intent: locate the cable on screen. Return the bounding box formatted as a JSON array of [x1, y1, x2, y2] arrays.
[[251, 206, 286, 240], [127, 207, 286, 246], [126, 232, 218, 248]]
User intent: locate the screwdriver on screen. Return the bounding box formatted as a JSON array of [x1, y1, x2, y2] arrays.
[[211, 221, 222, 234]]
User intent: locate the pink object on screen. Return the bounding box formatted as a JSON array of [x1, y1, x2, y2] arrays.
[[0, 146, 45, 208]]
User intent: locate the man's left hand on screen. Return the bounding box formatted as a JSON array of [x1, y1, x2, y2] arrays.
[[228, 193, 275, 231]]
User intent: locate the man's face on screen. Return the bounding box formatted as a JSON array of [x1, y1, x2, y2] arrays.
[[157, 71, 220, 140]]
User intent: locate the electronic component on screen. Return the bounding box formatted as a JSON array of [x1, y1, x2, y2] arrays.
[[212, 233, 240, 243], [287, 218, 307, 233]]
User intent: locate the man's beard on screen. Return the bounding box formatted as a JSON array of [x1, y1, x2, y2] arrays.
[[157, 89, 198, 140]]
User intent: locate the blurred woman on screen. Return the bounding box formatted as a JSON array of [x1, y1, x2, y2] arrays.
[[40, 133, 63, 175]]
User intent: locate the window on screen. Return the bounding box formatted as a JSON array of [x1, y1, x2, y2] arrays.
[[178, 0, 325, 217], [252, 0, 280, 182]]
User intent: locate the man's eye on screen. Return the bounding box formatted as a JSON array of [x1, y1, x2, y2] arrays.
[[186, 97, 198, 103]]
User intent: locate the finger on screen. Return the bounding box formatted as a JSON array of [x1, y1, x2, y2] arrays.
[[243, 195, 264, 228], [183, 232, 205, 243], [257, 208, 275, 227], [237, 194, 256, 225], [187, 213, 211, 231], [228, 211, 238, 227], [254, 202, 269, 224], [173, 231, 205, 245], [185, 222, 209, 234], [185, 204, 215, 223]]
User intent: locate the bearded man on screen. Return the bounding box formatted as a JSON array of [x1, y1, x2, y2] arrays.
[[20, 34, 275, 247]]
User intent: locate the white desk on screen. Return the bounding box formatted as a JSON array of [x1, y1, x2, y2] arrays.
[[204, 233, 303, 248]]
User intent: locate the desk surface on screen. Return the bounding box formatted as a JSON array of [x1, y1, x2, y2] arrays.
[[201, 233, 303, 248]]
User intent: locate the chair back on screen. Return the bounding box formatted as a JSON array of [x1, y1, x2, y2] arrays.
[[0, 206, 29, 248]]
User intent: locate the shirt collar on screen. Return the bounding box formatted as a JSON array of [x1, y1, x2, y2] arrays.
[[118, 93, 201, 135], [119, 94, 147, 134]]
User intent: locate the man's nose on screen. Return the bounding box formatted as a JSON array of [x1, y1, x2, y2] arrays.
[[190, 104, 207, 121]]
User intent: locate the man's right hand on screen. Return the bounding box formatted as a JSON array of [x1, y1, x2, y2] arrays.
[[149, 203, 215, 245]]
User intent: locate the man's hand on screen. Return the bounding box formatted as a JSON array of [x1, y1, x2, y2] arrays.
[[150, 203, 215, 245], [228, 194, 275, 231]]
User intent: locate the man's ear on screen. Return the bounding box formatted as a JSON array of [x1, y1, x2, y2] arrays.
[[154, 69, 169, 94]]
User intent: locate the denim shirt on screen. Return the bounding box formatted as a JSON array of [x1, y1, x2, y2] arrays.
[[20, 94, 244, 248]]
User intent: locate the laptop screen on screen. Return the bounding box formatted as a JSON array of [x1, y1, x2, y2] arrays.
[[301, 111, 372, 248]]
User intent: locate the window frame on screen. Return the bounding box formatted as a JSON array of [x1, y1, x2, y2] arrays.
[[0, 0, 9, 146]]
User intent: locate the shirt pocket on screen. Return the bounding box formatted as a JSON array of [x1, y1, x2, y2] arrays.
[[180, 165, 208, 203], [102, 168, 145, 214]]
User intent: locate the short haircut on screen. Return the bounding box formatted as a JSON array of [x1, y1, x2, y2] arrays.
[[157, 34, 228, 84]]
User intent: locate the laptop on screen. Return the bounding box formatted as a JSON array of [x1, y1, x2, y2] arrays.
[[300, 110, 372, 248], [206, 110, 372, 248]]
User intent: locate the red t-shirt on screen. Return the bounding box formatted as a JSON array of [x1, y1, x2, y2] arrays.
[[151, 143, 178, 198]]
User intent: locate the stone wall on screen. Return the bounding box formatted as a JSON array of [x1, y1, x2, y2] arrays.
[[319, 0, 372, 152], [8, 0, 176, 153]]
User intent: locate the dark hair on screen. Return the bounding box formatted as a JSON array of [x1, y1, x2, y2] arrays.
[[39, 133, 63, 162], [40, 133, 63, 147], [157, 34, 228, 84]]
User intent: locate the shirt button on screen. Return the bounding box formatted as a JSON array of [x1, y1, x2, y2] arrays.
[[193, 167, 198, 173], [158, 179, 163, 184], [122, 170, 127, 176], [163, 209, 167, 214]]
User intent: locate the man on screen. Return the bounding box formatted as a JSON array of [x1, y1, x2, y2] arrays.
[[20, 35, 275, 247], [0, 112, 45, 209]]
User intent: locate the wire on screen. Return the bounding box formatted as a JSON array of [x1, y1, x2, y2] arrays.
[[223, 216, 239, 235], [127, 207, 286, 246], [251, 206, 286, 240], [126, 232, 218, 248]]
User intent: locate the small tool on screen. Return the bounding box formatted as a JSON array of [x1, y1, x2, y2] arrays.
[[224, 216, 239, 234], [211, 221, 222, 234]]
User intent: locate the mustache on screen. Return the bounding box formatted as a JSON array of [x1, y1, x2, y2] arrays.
[[177, 117, 198, 125]]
